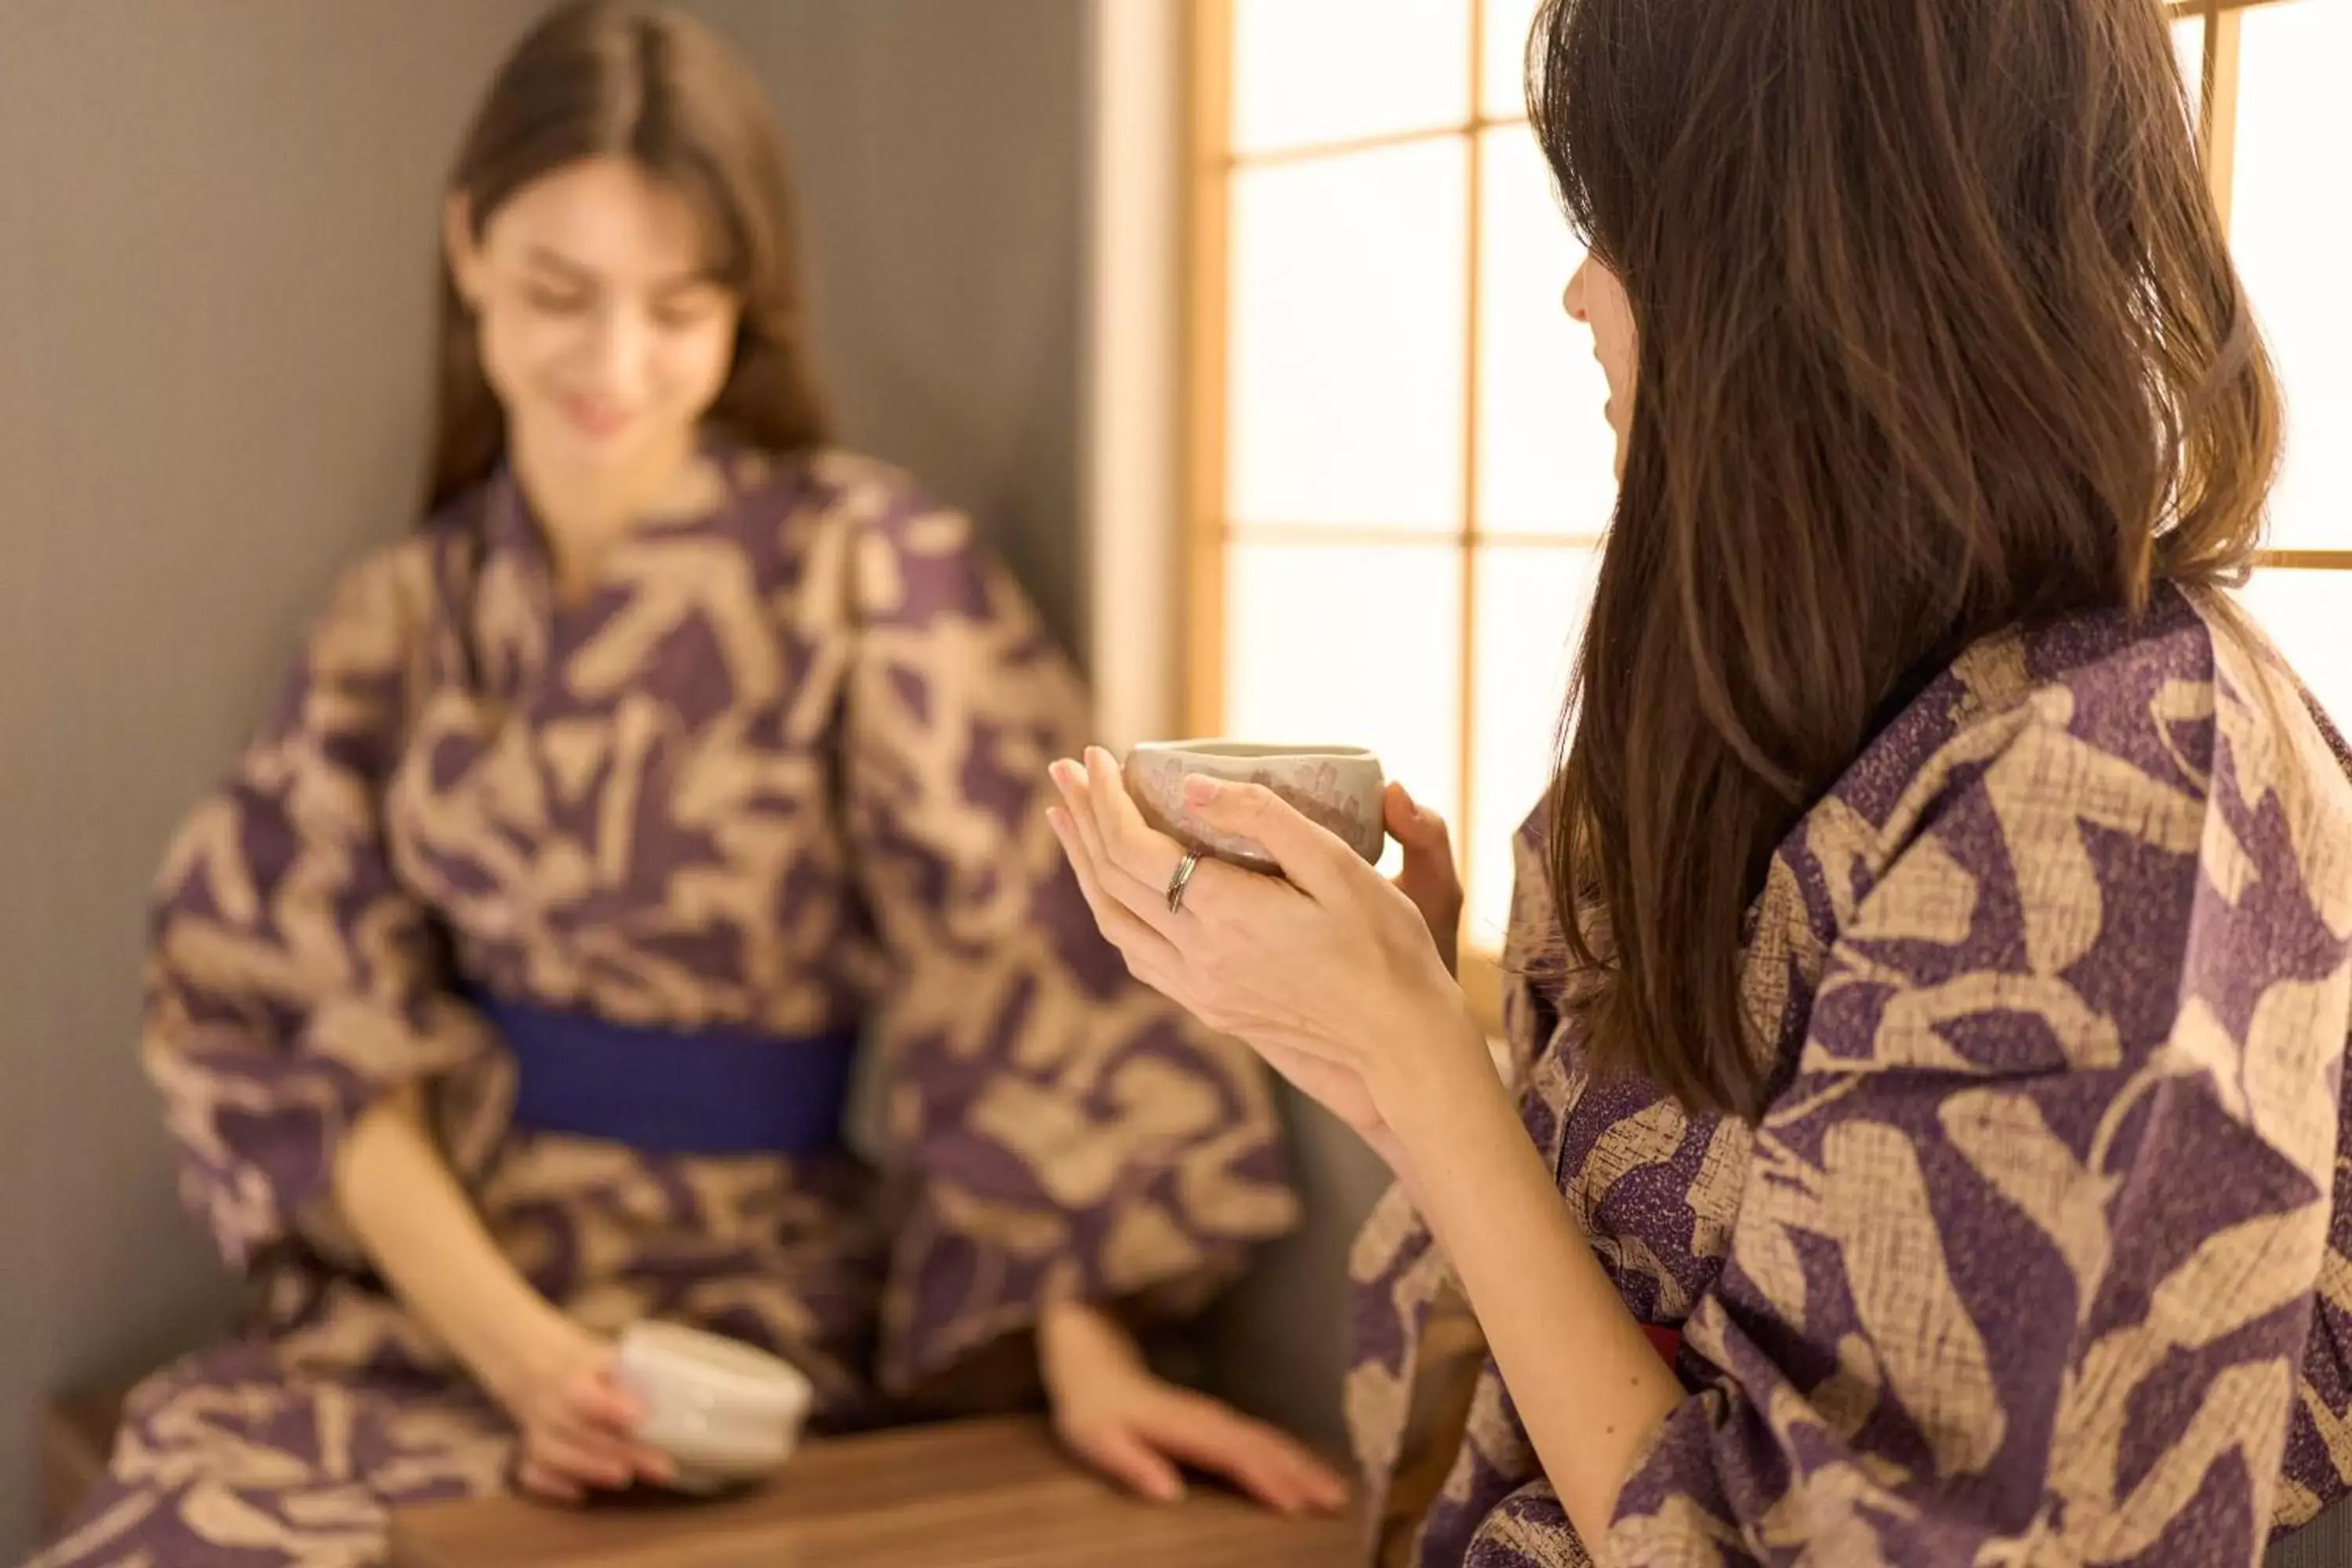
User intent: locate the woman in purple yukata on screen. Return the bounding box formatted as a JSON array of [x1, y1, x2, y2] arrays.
[[1049, 0, 2352, 1563], [36, 5, 1344, 1564]]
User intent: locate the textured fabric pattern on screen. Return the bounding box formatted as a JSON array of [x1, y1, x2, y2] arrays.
[[39, 446, 1295, 1566], [1347, 592, 2352, 1566]]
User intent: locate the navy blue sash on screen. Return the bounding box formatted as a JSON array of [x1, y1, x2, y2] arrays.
[[474, 993, 860, 1156]]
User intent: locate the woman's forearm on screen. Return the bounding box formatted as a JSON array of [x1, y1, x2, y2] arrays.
[[332, 1085, 568, 1401], [1381, 1035, 1683, 1548]]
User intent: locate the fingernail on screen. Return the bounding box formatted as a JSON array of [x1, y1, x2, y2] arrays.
[[1183, 775, 1219, 807], [1396, 781, 1417, 810]]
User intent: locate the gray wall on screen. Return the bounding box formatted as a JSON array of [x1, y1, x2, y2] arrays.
[[698, 0, 1091, 656], [0, 2, 1094, 1552]]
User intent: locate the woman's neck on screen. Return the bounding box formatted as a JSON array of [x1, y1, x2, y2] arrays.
[[510, 426, 719, 602]]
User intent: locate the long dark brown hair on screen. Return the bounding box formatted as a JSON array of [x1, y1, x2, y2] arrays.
[[1530, 0, 2280, 1118], [426, 0, 828, 512]]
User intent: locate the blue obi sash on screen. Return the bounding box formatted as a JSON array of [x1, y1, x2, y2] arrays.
[[473, 992, 860, 1156]]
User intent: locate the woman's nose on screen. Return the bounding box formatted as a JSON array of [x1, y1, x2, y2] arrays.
[[587, 303, 650, 394]]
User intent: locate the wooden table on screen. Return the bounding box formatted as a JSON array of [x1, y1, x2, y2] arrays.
[[387, 1414, 1363, 1567]]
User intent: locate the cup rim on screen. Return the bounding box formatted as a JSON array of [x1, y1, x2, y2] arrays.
[[1127, 739, 1377, 761]]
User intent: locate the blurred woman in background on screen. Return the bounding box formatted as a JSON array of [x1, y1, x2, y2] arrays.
[[38, 5, 1338, 1563]]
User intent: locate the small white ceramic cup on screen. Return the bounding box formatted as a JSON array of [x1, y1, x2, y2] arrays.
[[1122, 740, 1387, 874], [614, 1321, 815, 1495]]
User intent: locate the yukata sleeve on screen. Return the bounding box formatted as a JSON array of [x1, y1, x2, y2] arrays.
[[1594, 704, 2352, 1566], [836, 486, 1298, 1395], [141, 548, 495, 1272]]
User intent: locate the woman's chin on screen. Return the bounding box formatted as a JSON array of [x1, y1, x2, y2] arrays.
[[519, 413, 673, 476]]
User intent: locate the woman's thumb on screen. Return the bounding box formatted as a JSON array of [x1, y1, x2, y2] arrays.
[[1385, 781, 1446, 847]]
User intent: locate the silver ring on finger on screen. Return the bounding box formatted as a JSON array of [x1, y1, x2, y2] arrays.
[[1166, 848, 1204, 915]]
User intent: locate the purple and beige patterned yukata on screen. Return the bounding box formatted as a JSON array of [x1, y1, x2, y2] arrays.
[[1348, 590, 2352, 1566], [38, 445, 1296, 1567]]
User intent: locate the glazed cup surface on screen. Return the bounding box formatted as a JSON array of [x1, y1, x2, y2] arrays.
[[1122, 740, 1386, 875], [615, 1321, 815, 1494]]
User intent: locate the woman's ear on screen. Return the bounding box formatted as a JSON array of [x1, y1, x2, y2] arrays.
[[442, 193, 483, 309]]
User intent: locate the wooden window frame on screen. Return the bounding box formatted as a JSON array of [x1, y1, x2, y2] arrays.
[[1184, 0, 2351, 1032]]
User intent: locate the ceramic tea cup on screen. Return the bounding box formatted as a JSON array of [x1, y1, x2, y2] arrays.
[[614, 1320, 815, 1494], [1122, 740, 1385, 875]]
